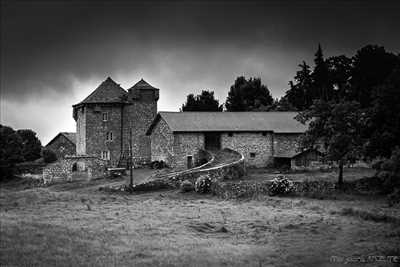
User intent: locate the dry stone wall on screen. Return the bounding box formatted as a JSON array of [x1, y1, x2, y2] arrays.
[[42, 155, 108, 184]]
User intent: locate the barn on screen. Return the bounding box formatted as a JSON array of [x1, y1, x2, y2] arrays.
[[45, 132, 76, 159], [146, 111, 316, 169]]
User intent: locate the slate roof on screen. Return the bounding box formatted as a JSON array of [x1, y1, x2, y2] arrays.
[[129, 79, 159, 90], [46, 132, 76, 147], [73, 77, 127, 106], [147, 112, 308, 135]]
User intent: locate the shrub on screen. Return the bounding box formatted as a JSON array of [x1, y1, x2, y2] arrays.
[[195, 175, 213, 194], [375, 147, 400, 193], [180, 180, 194, 193], [42, 149, 57, 163], [268, 175, 294, 196]]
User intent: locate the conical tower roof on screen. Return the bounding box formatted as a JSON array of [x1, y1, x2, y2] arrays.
[[129, 79, 158, 90], [74, 77, 127, 106]]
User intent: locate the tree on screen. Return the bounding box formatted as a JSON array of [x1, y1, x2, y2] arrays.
[[327, 55, 352, 100], [350, 45, 400, 107], [364, 67, 400, 158], [286, 61, 313, 110], [296, 100, 366, 185], [312, 44, 333, 101], [181, 90, 223, 111], [225, 76, 273, 111], [17, 129, 42, 161], [0, 125, 24, 179]]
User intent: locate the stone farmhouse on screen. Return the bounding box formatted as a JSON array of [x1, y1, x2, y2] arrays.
[[61, 77, 318, 170], [146, 111, 317, 169], [45, 132, 76, 159]]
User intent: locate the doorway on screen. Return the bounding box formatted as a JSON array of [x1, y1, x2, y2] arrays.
[[187, 156, 193, 169], [205, 133, 221, 151]]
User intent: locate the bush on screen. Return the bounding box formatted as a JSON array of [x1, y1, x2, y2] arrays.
[[180, 180, 194, 193], [195, 175, 213, 194], [268, 175, 294, 196], [42, 149, 57, 163], [375, 147, 400, 193]]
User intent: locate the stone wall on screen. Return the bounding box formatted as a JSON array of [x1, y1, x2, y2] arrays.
[[130, 148, 245, 192], [122, 90, 158, 164], [46, 135, 76, 159], [273, 133, 302, 157], [42, 155, 108, 184], [76, 106, 86, 155], [84, 104, 123, 165], [173, 133, 205, 169], [221, 132, 274, 168], [150, 117, 174, 166]]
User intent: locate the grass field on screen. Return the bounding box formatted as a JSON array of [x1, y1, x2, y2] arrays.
[[1, 170, 399, 267]]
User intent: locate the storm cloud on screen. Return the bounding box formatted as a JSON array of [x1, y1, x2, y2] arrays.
[[1, 0, 399, 143]]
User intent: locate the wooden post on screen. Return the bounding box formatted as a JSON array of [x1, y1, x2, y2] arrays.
[[129, 128, 133, 188]]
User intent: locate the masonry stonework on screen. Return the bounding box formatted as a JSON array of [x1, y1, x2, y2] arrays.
[[273, 133, 302, 157], [221, 132, 274, 168], [46, 135, 76, 159], [173, 133, 205, 169], [84, 104, 123, 165], [150, 117, 174, 165]]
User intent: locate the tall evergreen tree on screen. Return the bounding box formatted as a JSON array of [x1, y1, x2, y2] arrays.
[[285, 61, 313, 110], [312, 44, 333, 101]]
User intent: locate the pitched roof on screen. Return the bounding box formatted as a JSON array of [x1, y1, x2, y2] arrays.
[[147, 111, 308, 135], [129, 79, 159, 90], [61, 132, 76, 145], [74, 77, 127, 106], [46, 132, 76, 147]]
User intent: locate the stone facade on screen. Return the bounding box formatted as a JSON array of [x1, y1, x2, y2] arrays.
[[150, 117, 174, 164], [42, 155, 108, 184], [73, 78, 158, 166], [122, 90, 158, 164], [150, 125, 302, 169], [45, 133, 76, 159], [273, 133, 302, 157], [221, 132, 274, 168], [172, 133, 205, 169], [83, 104, 123, 165]]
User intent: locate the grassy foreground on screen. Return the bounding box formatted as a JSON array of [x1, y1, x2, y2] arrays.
[[0, 174, 399, 267]]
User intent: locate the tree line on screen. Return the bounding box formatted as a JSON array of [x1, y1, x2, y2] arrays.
[[0, 125, 56, 179], [181, 44, 400, 186]]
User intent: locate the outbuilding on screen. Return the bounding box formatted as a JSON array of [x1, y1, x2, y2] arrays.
[[146, 111, 313, 169]]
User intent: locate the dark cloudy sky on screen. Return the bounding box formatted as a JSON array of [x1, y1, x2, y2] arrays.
[[1, 0, 399, 144]]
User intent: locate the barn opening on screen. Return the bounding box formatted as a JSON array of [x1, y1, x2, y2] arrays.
[[204, 133, 221, 151], [187, 156, 193, 169]]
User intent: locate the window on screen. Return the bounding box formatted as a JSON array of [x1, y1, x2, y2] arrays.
[[228, 133, 233, 137], [250, 152, 256, 158], [102, 112, 108, 121], [106, 131, 113, 141], [262, 132, 268, 136], [101, 151, 110, 160]]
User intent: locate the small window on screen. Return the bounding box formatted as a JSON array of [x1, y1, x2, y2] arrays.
[[101, 151, 110, 160], [228, 133, 233, 137], [250, 152, 256, 158], [102, 112, 108, 121], [262, 132, 267, 136], [106, 132, 113, 141]]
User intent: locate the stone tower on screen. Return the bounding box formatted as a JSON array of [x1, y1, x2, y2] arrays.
[[122, 79, 159, 164], [72, 77, 159, 166]]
